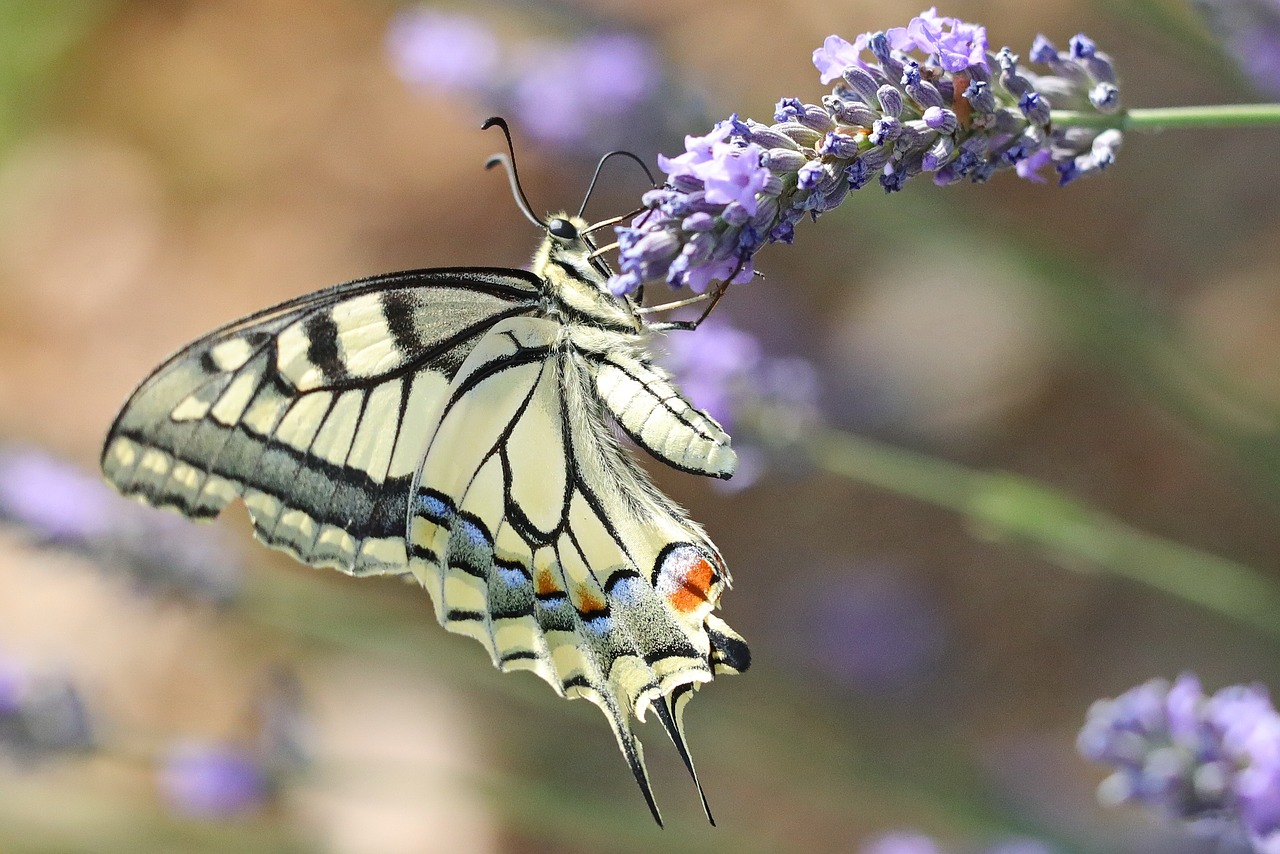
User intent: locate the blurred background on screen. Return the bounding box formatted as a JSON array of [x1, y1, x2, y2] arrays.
[[1, 0, 1279, 851]]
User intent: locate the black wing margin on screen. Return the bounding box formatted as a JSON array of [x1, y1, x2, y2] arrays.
[[101, 268, 540, 577]]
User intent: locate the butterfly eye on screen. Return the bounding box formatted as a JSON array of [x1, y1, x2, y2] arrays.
[[548, 218, 578, 241]]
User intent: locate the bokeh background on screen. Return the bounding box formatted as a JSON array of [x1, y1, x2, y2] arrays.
[[1, 0, 1279, 851]]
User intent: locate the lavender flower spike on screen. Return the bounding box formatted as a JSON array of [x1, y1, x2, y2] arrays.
[[1079, 674, 1280, 853], [608, 9, 1123, 295]]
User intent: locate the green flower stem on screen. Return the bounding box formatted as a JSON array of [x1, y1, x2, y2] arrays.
[[1053, 103, 1280, 132], [779, 421, 1280, 640]]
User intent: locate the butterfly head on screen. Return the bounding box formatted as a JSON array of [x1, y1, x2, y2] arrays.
[[535, 212, 637, 330]]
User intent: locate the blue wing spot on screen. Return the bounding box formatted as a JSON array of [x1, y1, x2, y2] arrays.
[[457, 517, 490, 549], [606, 575, 646, 606], [418, 492, 451, 522], [583, 614, 614, 637], [496, 566, 529, 588]]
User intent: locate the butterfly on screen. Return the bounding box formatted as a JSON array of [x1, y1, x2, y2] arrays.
[[100, 118, 749, 826]]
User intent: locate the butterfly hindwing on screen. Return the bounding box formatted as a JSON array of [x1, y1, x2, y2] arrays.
[[102, 269, 540, 576], [406, 315, 747, 821]]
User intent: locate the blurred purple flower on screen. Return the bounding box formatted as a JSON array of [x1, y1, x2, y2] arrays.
[[161, 667, 309, 820], [787, 567, 946, 694], [386, 8, 500, 91], [610, 10, 1123, 294], [658, 314, 820, 490], [161, 741, 270, 819], [0, 445, 242, 603], [861, 831, 1060, 854], [0, 447, 114, 543], [982, 841, 1057, 854], [0, 656, 94, 763], [1194, 0, 1280, 97], [862, 832, 946, 854], [1079, 674, 1280, 852], [510, 34, 659, 147], [659, 315, 761, 429], [388, 8, 679, 154]]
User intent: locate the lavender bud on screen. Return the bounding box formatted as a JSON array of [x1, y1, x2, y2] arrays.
[[869, 116, 902, 146], [774, 121, 823, 146], [858, 145, 892, 171], [735, 119, 798, 149], [833, 101, 881, 127], [1092, 128, 1123, 166], [820, 175, 850, 211], [1084, 53, 1118, 85], [766, 148, 809, 173], [876, 85, 903, 117], [775, 97, 833, 131], [896, 120, 937, 149], [1090, 82, 1120, 112], [868, 31, 904, 79], [684, 231, 716, 263], [964, 79, 997, 112], [842, 65, 882, 103], [750, 194, 780, 229], [682, 212, 716, 232], [922, 106, 958, 133], [630, 229, 680, 264], [819, 131, 861, 159], [1030, 34, 1059, 65], [1001, 70, 1035, 98], [1069, 33, 1096, 58], [904, 69, 945, 109], [922, 136, 956, 171], [721, 202, 751, 226], [797, 159, 825, 189], [1019, 91, 1052, 125]]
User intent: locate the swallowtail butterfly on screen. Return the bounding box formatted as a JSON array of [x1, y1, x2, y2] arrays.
[[101, 119, 748, 825]]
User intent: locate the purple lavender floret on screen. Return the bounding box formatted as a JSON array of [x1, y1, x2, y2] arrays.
[[1079, 674, 1280, 852], [609, 9, 1123, 295], [161, 741, 270, 819]]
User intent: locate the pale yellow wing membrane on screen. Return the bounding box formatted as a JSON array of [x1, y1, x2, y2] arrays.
[[101, 269, 540, 577]]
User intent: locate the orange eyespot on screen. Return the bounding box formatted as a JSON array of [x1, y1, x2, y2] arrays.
[[656, 545, 718, 614]]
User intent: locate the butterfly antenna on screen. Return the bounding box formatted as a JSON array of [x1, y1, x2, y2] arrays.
[[578, 150, 657, 218], [655, 694, 715, 826], [481, 117, 544, 228]]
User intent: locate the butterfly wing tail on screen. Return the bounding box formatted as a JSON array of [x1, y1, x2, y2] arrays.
[[654, 692, 714, 826], [603, 698, 664, 828]]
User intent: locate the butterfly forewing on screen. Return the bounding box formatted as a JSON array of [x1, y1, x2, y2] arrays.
[[102, 269, 539, 576]]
